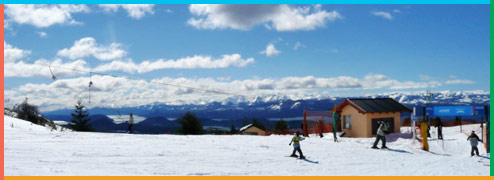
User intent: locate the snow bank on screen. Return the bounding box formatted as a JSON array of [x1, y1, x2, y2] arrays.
[[4, 116, 489, 176]]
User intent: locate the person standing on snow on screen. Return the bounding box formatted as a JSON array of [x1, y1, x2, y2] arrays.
[[435, 119, 443, 140], [289, 131, 305, 159], [372, 121, 389, 149], [467, 131, 481, 157], [128, 113, 134, 134]]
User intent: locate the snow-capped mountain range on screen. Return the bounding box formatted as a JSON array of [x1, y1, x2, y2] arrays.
[[40, 90, 489, 134], [44, 90, 489, 119]]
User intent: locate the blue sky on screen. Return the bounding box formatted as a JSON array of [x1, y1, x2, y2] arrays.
[[3, 4, 490, 110]]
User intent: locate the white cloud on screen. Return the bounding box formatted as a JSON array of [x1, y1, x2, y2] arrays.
[[37, 31, 47, 38], [393, 9, 401, 13], [98, 4, 154, 19], [57, 37, 127, 61], [260, 43, 281, 57], [445, 79, 475, 85], [4, 59, 90, 78], [93, 54, 255, 73], [5, 73, 443, 111], [4, 41, 31, 63], [330, 49, 339, 54], [293, 42, 305, 50], [445, 75, 475, 85], [371, 11, 393, 20], [5, 4, 89, 28], [187, 4, 341, 31]]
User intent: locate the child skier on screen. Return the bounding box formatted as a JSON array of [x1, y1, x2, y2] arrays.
[[467, 130, 481, 157], [289, 131, 305, 159], [372, 121, 389, 149]]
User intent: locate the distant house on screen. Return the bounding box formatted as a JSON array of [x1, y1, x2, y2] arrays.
[[239, 124, 266, 136], [333, 98, 412, 138]]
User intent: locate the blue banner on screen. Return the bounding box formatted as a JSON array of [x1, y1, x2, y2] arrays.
[[474, 106, 485, 116], [433, 106, 474, 116], [425, 107, 434, 116]]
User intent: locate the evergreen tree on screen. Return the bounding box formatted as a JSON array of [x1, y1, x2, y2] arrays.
[[70, 100, 92, 132], [275, 118, 288, 131], [252, 118, 267, 131], [177, 111, 204, 135], [241, 117, 250, 126], [454, 116, 461, 126], [230, 124, 237, 134], [434, 116, 442, 126], [14, 99, 40, 125]]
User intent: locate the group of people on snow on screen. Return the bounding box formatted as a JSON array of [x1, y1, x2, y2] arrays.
[[289, 119, 484, 158]]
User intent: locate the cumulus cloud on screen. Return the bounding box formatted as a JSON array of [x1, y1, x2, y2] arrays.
[[5, 4, 89, 28], [187, 4, 341, 31], [4, 59, 90, 78], [57, 37, 127, 61], [5, 73, 442, 111], [4, 41, 31, 63], [371, 11, 393, 20], [260, 43, 281, 57], [93, 54, 255, 73], [98, 4, 155, 19]]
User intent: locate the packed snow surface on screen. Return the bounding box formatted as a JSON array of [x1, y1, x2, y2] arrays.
[[4, 115, 489, 176]]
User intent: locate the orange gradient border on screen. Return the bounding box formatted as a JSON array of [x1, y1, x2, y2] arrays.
[[1, 3, 5, 178]]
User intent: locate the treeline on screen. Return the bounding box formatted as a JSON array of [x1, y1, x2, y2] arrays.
[[7, 99, 295, 135]]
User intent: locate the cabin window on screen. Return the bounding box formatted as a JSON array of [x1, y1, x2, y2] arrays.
[[344, 115, 352, 130]]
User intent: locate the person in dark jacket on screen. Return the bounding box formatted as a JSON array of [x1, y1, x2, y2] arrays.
[[128, 113, 134, 134], [289, 131, 305, 159], [435, 119, 443, 140], [467, 131, 481, 157], [372, 121, 389, 149]]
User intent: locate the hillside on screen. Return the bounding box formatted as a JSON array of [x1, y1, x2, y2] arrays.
[[4, 115, 489, 176]]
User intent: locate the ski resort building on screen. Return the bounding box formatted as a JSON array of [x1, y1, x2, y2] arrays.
[[239, 124, 266, 136], [333, 98, 412, 138]]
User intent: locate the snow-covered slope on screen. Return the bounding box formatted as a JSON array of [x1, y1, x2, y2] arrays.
[[5, 115, 60, 132], [4, 115, 489, 176]]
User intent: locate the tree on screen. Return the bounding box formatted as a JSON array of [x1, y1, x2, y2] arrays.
[[14, 99, 41, 125], [230, 124, 237, 134], [275, 118, 288, 131], [70, 100, 92, 132], [433, 116, 442, 126], [252, 118, 267, 131], [454, 116, 461, 126], [177, 111, 204, 135]]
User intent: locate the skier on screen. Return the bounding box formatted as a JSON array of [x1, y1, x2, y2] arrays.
[[128, 113, 134, 134], [372, 121, 389, 149], [289, 131, 305, 159], [435, 119, 443, 140], [467, 130, 481, 157]]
